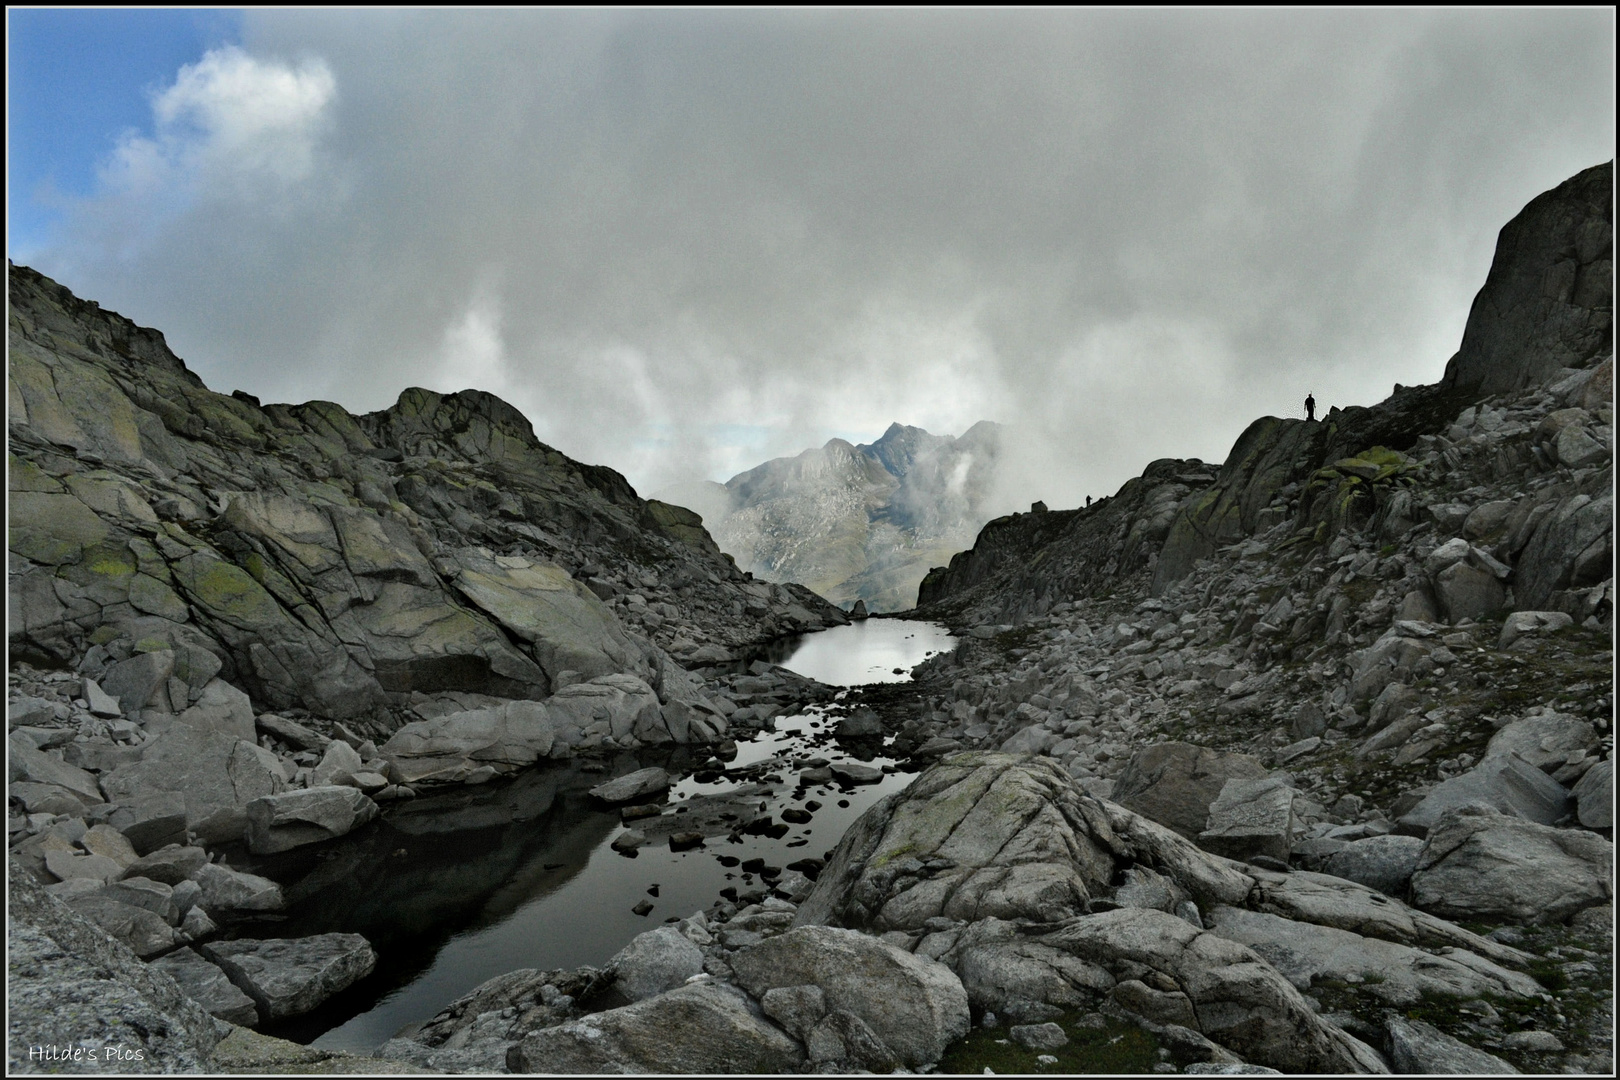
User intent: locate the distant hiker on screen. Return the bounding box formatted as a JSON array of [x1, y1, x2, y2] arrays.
[[1086, 495, 1092, 507], [1305, 393, 1316, 422]]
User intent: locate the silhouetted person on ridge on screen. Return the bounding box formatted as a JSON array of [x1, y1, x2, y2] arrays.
[[1086, 495, 1092, 507], [1305, 393, 1316, 422]]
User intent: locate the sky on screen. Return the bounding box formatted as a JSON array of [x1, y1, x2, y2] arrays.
[[8, 8, 1615, 516]]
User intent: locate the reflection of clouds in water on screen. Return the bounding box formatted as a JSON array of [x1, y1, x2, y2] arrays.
[[776, 620, 958, 686]]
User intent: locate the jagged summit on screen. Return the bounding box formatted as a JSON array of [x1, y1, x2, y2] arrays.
[[658, 420, 1004, 611]]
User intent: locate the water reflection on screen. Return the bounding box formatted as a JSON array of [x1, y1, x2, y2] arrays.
[[770, 618, 957, 686], [242, 622, 955, 1051]]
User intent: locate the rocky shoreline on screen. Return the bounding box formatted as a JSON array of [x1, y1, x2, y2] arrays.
[[9, 161, 1613, 1075]]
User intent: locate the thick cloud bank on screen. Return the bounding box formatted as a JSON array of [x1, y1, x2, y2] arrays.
[[23, 9, 1616, 512]]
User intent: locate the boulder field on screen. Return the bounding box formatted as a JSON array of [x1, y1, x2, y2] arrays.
[[8, 162, 1613, 1074]]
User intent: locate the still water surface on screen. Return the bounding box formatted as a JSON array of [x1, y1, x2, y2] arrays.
[[277, 619, 955, 1051]]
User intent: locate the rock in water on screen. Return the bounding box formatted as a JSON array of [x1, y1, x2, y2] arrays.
[[589, 767, 671, 804], [244, 786, 381, 854], [205, 934, 377, 1020]]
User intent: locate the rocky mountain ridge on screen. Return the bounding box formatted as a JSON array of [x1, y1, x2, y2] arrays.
[[10, 259, 846, 730], [659, 420, 1002, 612]]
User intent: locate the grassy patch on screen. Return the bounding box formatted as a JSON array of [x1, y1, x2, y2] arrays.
[[937, 1012, 1163, 1075]]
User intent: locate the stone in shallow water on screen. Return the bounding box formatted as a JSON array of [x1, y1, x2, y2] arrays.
[[1009, 1021, 1069, 1050], [205, 933, 377, 1020], [244, 785, 380, 854], [829, 761, 883, 784], [588, 766, 671, 804]]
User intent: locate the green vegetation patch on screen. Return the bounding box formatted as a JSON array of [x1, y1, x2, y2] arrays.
[[938, 1011, 1163, 1076]]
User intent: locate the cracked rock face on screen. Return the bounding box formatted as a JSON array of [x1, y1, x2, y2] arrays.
[[792, 752, 1549, 1073]]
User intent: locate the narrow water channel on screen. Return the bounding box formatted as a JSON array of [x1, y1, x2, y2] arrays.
[[247, 618, 956, 1052]]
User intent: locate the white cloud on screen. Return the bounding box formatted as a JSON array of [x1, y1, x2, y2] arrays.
[[100, 46, 335, 201]]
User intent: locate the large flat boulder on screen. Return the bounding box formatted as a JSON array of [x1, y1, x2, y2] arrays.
[[731, 926, 970, 1068], [546, 674, 663, 747], [244, 786, 380, 855], [1408, 804, 1613, 924], [192, 863, 284, 918], [449, 549, 648, 686], [379, 699, 556, 784], [588, 767, 670, 805], [205, 933, 377, 1020], [99, 726, 288, 844], [1205, 906, 1541, 1005], [1394, 752, 1571, 837], [1197, 776, 1296, 864], [1385, 1016, 1519, 1074], [507, 982, 803, 1074], [1484, 713, 1597, 771], [1111, 742, 1270, 840]]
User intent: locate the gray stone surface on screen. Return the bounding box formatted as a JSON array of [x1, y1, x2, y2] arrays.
[[1395, 753, 1571, 836], [206, 933, 377, 1020], [1205, 906, 1541, 1006], [1112, 742, 1270, 840], [1498, 609, 1576, 649], [1485, 713, 1597, 771], [105, 792, 189, 855], [1409, 804, 1614, 923], [1322, 834, 1424, 898], [148, 947, 260, 1027], [61, 895, 178, 957], [244, 785, 380, 854], [191, 862, 284, 918], [607, 926, 704, 1002], [760, 983, 827, 1040], [1573, 758, 1613, 829], [588, 766, 671, 805], [731, 925, 970, 1067], [1434, 560, 1505, 624], [121, 844, 209, 886], [379, 698, 559, 786], [1010, 1021, 1069, 1050], [10, 732, 104, 804], [1446, 160, 1612, 394], [1037, 908, 1386, 1074], [1198, 776, 1296, 864], [1385, 1015, 1518, 1074], [99, 726, 287, 843], [8, 864, 223, 1073], [508, 982, 803, 1074]]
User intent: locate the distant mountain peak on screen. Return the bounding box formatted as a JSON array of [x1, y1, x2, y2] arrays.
[[655, 421, 1005, 611]]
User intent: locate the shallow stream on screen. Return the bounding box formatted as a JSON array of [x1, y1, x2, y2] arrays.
[[242, 618, 954, 1051]]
